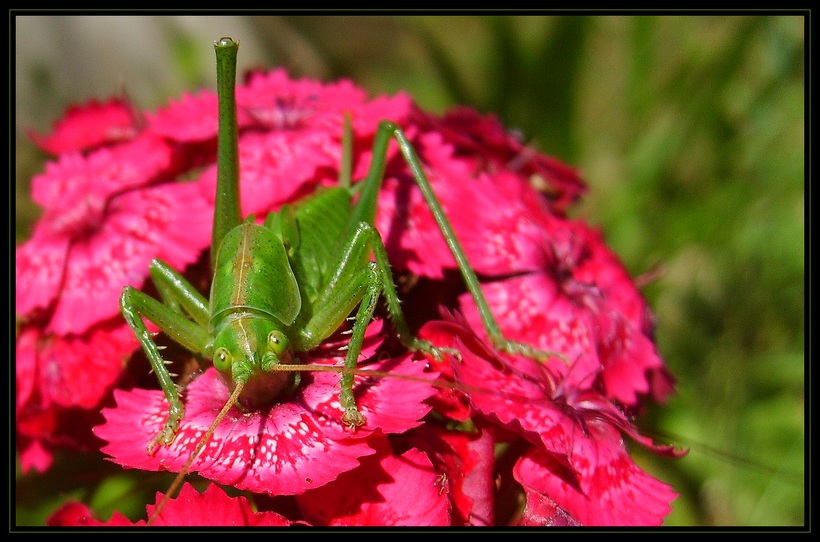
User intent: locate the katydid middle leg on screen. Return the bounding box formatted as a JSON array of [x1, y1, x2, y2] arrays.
[[285, 219, 459, 427]]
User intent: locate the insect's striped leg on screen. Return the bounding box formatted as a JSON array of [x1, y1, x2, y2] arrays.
[[149, 259, 211, 329], [382, 121, 567, 364], [120, 267, 213, 453], [366, 225, 462, 362], [337, 261, 381, 428]]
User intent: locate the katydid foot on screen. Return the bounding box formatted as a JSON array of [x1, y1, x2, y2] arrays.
[[407, 337, 462, 362], [492, 337, 569, 365], [147, 401, 185, 455]]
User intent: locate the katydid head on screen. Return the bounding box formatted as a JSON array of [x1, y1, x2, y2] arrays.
[[211, 315, 297, 409]]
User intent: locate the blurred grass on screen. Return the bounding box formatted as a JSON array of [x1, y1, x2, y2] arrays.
[[14, 14, 805, 527]]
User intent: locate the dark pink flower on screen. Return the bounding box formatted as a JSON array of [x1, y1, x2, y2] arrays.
[[16, 321, 138, 411], [371, 116, 670, 410], [375, 132, 549, 279], [29, 134, 175, 212], [401, 423, 497, 526], [15, 321, 138, 473], [146, 90, 221, 142], [18, 181, 212, 335], [410, 106, 587, 214], [28, 97, 138, 155], [16, 134, 212, 335], [295, 436, 450, 526], [47, 482, 304, 526], [196, 128, 342, 219], [419, 313, 682, 526], [14, 136, 211, 471], [456, 213, 675, 409], [147, 68, 413, 145], [238, 68, 413, 136], [95, 321, 437, 497], [367, 100, 671, 410], [514, 442, 677, 526]]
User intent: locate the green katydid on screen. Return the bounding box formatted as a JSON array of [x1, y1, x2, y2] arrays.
[[119, 37, 562, 502]]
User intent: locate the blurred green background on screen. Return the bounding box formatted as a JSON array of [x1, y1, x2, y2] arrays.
[[14, 15, 805, 527]]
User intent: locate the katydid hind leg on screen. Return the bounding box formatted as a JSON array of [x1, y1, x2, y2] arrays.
[[373, 120, 567, 364]]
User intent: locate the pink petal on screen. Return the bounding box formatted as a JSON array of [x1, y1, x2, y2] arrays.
[[146, 90, 220, 142], [420, 314, 681, 468], [47, 501, 137, 527], [299, 352, 437, 441], [514, 486, 580, 526], [514, 435, 678, 526], [420, 317, 572, 458], [374, 131, 549, 280], [15, 233, 70, 317], [15, 327, 38, 413], [597, 311, 661, 406], [411, 132, 550, 276], [18, 437, 54, 475], [46, 232, 151, 335], [296, 437, 450, 526], [423, 314, 682, 523], [197, 128, 341, 217], [47, 483, 304, 526], [237, 68, 339, 130], [569, 223, 676, 406], [374, 174, 456, 278], [458, 274, 603, 391], [238, 68, 412, 135], [345, 92, 413, 135], [137, 182, 214, 270], [35, 321, 138, 409], [403, 423, 496, 526], [28, 97, 137, 155], [147, 483, 302, 526], [458, 268, 673, 408], [31, 135, 174, 210], [47, 182, 212, 335]]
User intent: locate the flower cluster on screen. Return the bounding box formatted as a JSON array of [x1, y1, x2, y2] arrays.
[[17, 66, 683, 527]]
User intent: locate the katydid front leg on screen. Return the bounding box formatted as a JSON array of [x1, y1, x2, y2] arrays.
[[120, 260, 213, 453]]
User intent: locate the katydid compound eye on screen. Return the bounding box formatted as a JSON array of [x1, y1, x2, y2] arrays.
[[214, 347, 232, 372], [268, 330, 289, 356]]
